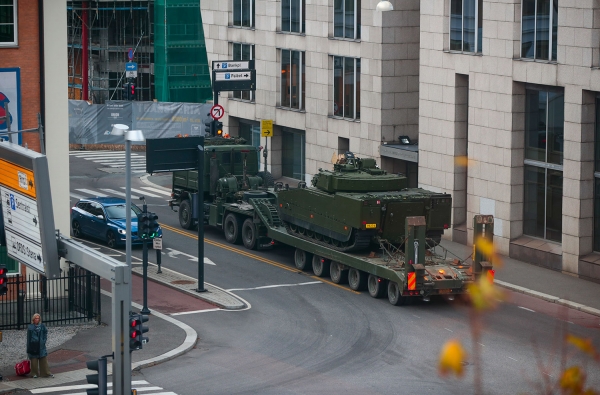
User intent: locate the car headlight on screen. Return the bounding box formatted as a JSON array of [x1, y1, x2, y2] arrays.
[[117, 229, 127, 235]]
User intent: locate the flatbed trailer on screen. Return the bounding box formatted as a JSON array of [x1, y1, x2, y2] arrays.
[[249, 198, 495, 306]]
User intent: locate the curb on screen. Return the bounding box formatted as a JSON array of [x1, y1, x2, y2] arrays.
[[495, 279, 600, 318]]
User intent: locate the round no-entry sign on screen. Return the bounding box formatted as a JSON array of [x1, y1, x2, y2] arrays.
[[210, 104, 224, 120]]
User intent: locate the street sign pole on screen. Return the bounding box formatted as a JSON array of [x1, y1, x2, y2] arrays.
[[141, 203, 150, 315], [197, 144, 205, 292]]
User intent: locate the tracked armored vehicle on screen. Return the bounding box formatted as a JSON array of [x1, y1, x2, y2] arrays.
[[276, 152, 452, 252]]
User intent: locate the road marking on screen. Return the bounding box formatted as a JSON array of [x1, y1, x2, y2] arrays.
[[412, 314, 421, 318], [478, 343, 485, 347], [171, 308, 222, 316], [227, 281, 322, 292], [508, 356, 518, 361], [140, 186, 172, 196], [166, 247, 215, 265], [518, 306, 535, 313], [99, 188, 140, 199], [70, 192, 86, 200], [30, 381, 150, 393], [75, 188, 108, 197], [444, 328, 453, 332], [123, 187, 162, 198]]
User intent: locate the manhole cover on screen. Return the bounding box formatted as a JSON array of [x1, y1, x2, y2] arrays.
[[171, 280, 195, 285]]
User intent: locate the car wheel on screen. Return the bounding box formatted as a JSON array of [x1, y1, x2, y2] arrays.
[[106, 231, 118, 249], [72, 221, 82, 238], [179, 199, 194, 230]]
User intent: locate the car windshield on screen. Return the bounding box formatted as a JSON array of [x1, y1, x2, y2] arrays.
[[104, 204, 142, 219]]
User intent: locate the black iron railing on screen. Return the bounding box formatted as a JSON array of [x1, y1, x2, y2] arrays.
[[0, 266, 101, 329]]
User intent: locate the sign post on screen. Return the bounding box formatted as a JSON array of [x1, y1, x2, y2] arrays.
[[260, 120, 273, 173]]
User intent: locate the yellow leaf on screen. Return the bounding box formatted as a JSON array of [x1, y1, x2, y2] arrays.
[[439, 339, 467, 377], [467, 275, 504, 311], [455, 156, 470, 167], [560, 366, 585, 393], [475, 236, 503, 268], [566, 334, 600, 361]]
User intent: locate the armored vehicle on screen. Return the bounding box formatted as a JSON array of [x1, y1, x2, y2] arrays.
[[276, 152, 452, 252]]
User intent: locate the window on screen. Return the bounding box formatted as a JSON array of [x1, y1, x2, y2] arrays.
[[450, 0, 482, 53], [233, 0, 254, 28], [232, 43, 254, 101], [594, 97, 600, 251], [282, 127, 305, 180], [281, 49, 305, 110], [282, 0, 305, 33], [333, 56, 360, 119], [0, 0, 17, 46], [523, 88, 564, 242], [521, 0, 558, 61], [334, 0, 360, 39]]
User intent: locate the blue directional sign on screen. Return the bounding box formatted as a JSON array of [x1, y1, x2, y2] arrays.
[[125, 62, 138, 78]]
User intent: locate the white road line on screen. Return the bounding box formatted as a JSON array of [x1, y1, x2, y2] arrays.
[[508, 356, 518, 361], [478, 343, 485, 347], [140, 186, 172, 196], [75, 188, 108, 197], [227, 281, 322, 292], [171, 308, 223, 316], [123, 187, 161, 198], [518, 306, 535, 313], [99, 188, 140, 199], [70, 193, 86, 200], [30, 381, 150, 393], [412, 314, 421, 318], [444, 328, 453, 332]]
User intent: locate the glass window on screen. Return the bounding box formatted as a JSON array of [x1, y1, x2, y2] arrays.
[[105, 204, 142, 219], [232, 43, 254, 101], [334, 0, 360, 39], [450, 0, 482, 53], [521, 0, 558, 61], [281, 49, 305, 110], [233, 0, 254, 28], [0, 0, 16, 45], [282, 0, 305, 33], [523, 87, 564, 242], [594, 98, 600, 251], [333, 56, 360, 120], [282, 127, 305, 180]]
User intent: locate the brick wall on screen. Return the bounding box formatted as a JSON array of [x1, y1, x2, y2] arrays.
[[0, 1, 41, 152]]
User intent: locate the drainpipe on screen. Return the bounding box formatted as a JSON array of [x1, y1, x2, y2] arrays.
[[82, 1, 89, 101]]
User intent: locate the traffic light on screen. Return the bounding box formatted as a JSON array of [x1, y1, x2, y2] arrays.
[[214, 121, 223, 137], [129, 313, 149, 351], [137, 212, 150, 239], [0, 265, 7, 296], [204, 119, 214, 136], [123, 83, 130, 100], [130, 83, 136, 100], [85, 357, 107, 395], [147, 212, 160, 239]]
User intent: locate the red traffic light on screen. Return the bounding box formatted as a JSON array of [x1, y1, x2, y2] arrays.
[[0, 267, 6, 275]]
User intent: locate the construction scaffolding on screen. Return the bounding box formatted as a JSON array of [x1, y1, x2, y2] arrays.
[[67, 1, 154, 103], [67, 0, 212, 104]]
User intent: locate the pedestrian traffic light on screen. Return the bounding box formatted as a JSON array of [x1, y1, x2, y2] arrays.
[[129, 313, 149, 351], [214, 121, 223, 136], [204, 119, 214, 136], [0, 265, 8, 296], [137, 212, 150, 239], [147, 212, 160, 239], [123, 83, 130, 100], [86, 357, 108, 395]]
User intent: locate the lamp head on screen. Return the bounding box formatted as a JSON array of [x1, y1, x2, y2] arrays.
[[376, 0, 394, 11], [111, 124, 129, 136], [125, 129, 145, 142]]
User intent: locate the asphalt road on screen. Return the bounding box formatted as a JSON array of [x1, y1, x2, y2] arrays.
[[68, 152, 600, 395]]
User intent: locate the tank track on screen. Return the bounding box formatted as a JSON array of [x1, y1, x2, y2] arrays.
[[283, 222, 372, 252]]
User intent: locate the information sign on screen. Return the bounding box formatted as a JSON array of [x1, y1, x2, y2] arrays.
[[125, 62, 138, 78], [212, 60, 255, 71], [261, 120, 273, 137], [212, 69, 256, 92], [153, 237, 163, 250]]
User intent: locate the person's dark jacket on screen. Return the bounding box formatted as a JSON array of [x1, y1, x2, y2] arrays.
[[27, 323, 48, 358]]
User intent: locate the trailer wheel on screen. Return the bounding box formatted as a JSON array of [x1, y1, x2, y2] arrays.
[[312, 255, 330, 277], [294, 249, 313, 271], [242, 218, 258, 250], [387, 281, 408, 306], [178, 199, 194, 229], [329, 261, 348, 284], [367, 274, 387, 298], [348, 268, 367, 291], [224, 213, 242, 244]]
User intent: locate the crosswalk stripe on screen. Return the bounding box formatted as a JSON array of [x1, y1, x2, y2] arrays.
[[70, 193, 86, 200], [123, 187, 162, 198], [30, 380, 153, 394], [99, 188, 140, 199], [140, 187, 171, 196], [75, 188, 108, 197]]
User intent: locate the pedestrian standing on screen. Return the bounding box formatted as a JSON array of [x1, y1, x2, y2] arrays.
[[26, 313, 54, 378]]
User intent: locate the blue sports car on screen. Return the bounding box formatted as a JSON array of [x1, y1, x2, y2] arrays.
[[70, 197, 162, 248]]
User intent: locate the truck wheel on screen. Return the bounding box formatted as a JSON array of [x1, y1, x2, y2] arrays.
[[367, 274, 387, 298], [179, 199, 194, 230], [312, 255, 330, 277], [224, 213, 242, 244], [387, 281, 408, 306], [348, 268, 367, 291], [329, 261, 348, 284], [258, 171, 275, 187], [294, 249, 313, 271], [242, 218, 258, 250]]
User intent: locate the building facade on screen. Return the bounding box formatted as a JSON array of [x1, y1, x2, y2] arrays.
[[200, 0, 421, 185], [420, 0, 600, 280]]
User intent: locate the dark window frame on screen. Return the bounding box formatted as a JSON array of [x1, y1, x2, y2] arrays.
[[281, 0, 305, 33], [449, 0, 483, 53], [231, 42, 254, 101], [521, 0, 558, 61], [232, 0, 255, 28], [0, 0, 17, 46], [333, 0, 361, 40], [332, 55, 360, 120], [280, 49, 305, 110]]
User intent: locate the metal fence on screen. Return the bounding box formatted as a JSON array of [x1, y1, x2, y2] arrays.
[[0, 266, 101, 329]]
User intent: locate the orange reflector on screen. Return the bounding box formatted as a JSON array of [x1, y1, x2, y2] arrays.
[[438, 269, 445, 274], [310, 214, 314, 218], [487, 269, 495, 283], [408, 272, 416, 290]]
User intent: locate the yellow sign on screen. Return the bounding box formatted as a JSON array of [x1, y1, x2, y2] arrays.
[[261, 119, 273, 137], [365, 224, 376, 229], [0, 159, 36, 198]]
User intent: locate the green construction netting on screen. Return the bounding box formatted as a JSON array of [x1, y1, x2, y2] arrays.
[[154, 0, 213, 103]]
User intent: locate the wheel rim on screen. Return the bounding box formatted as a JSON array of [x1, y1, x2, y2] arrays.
[[73, 222, 80, 237], [295, 250, 305, 269], [107, 232, 116, 248], [330, 262, 340, 282], [368, 275, 377, 296], [349, 269, 358, 289], [225, 218, 234, 239], [313, 259, 322, 275], [389, 282, 398, 304]]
